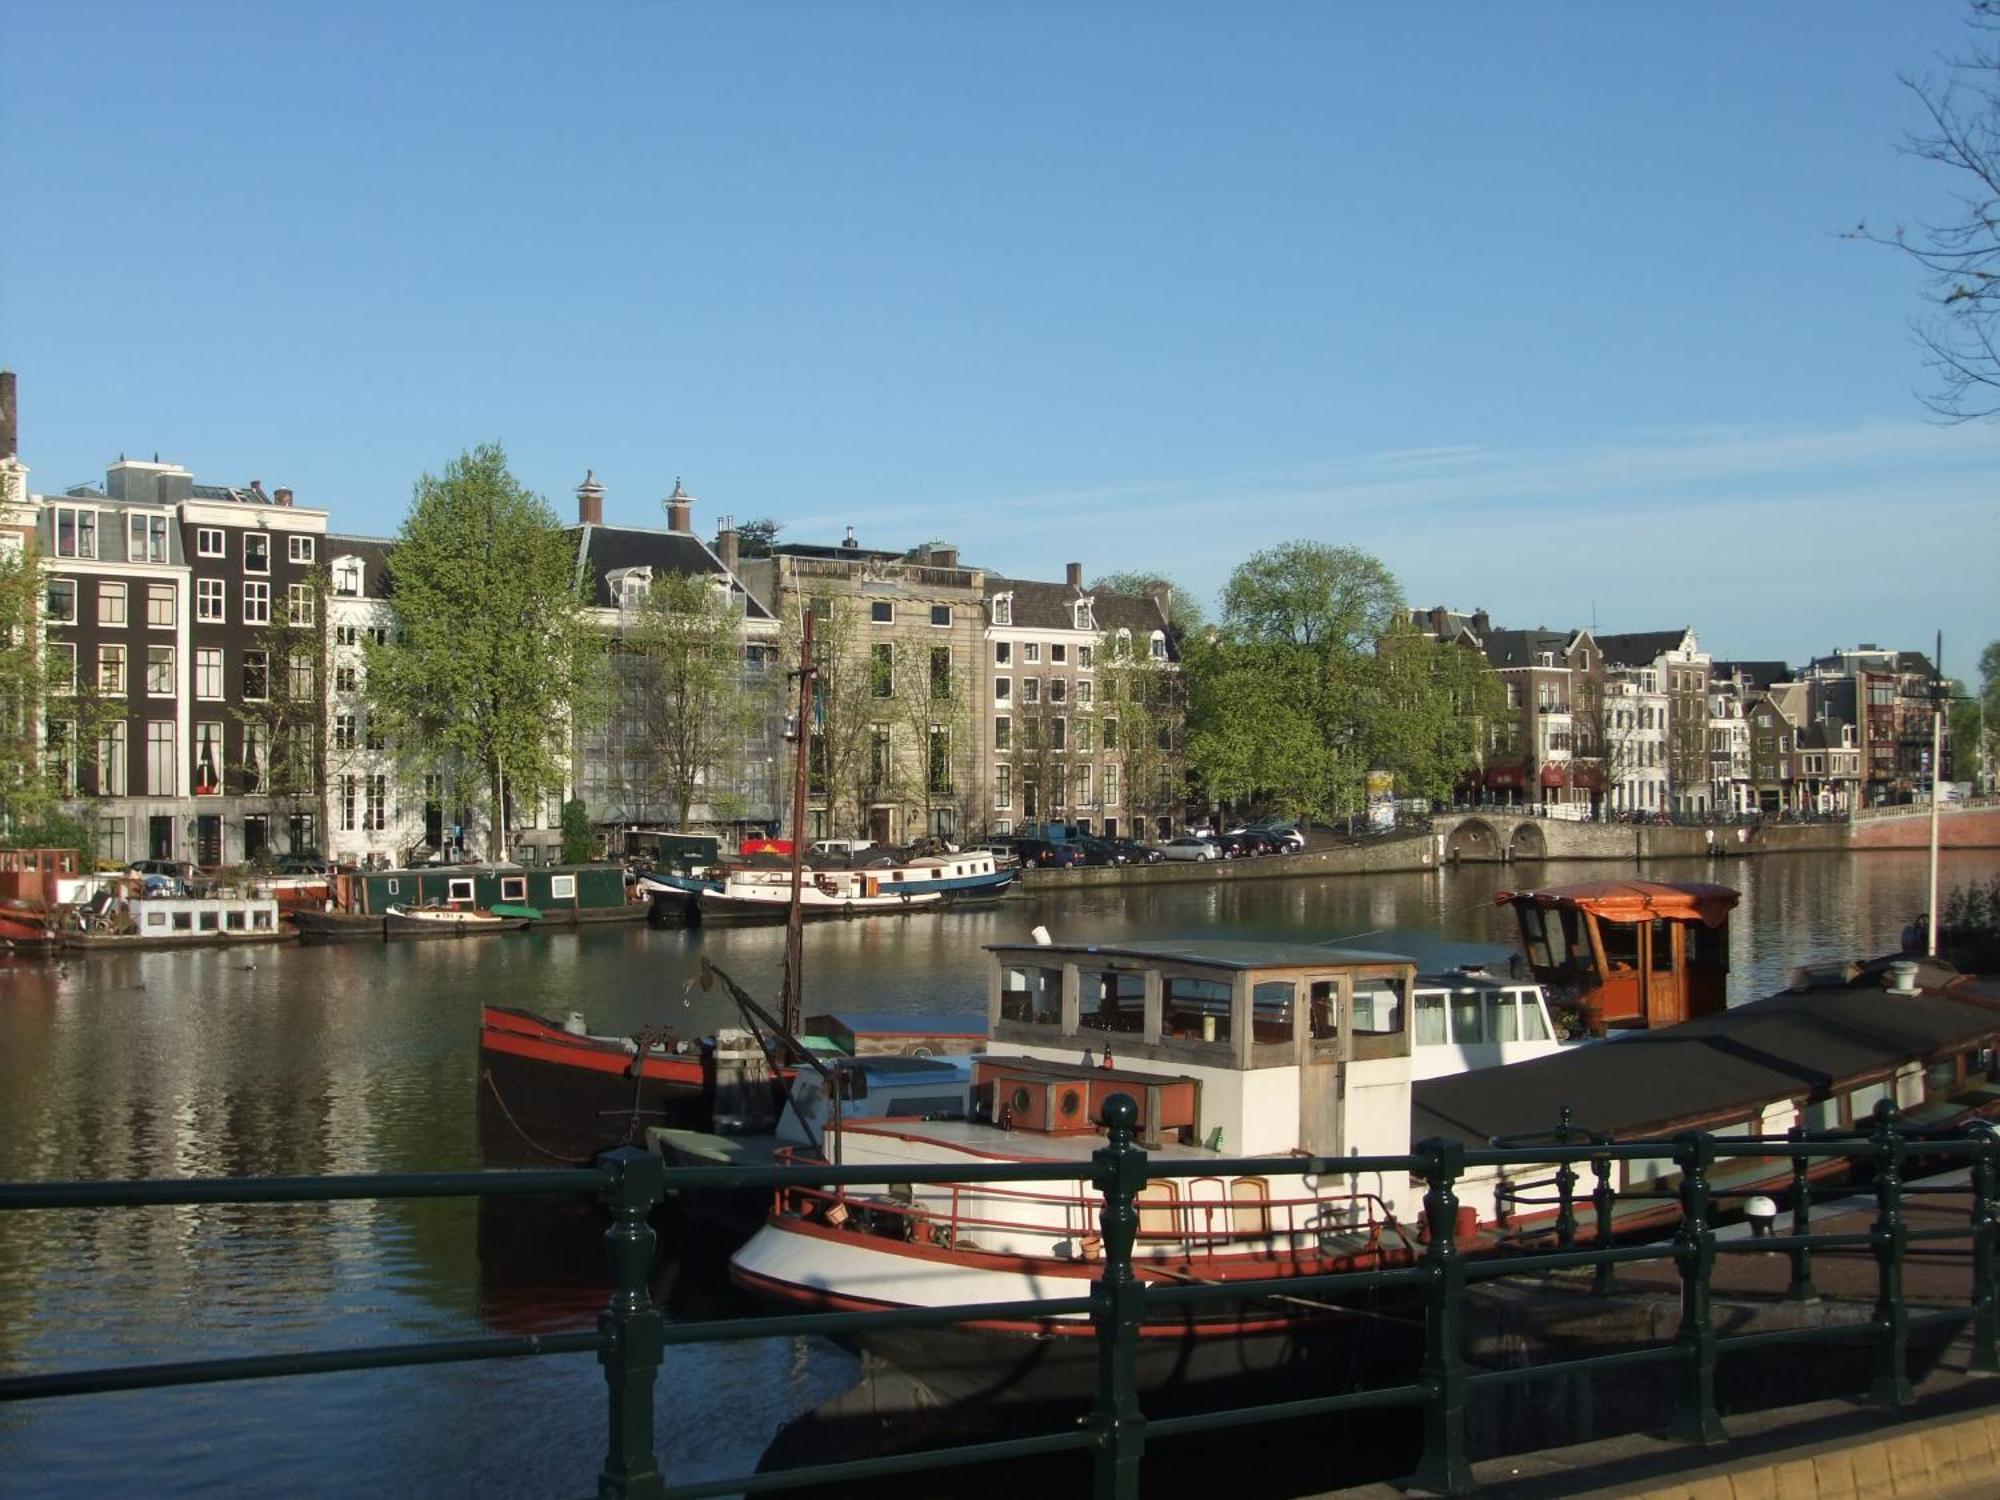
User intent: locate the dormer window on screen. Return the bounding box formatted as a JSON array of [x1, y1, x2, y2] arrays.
[[1074, 599, 1093, 631], [991, 594, 1012, 626], [333, 559, 363, 597], [608, 567, 654, 609], [1149, 631, 1166, 660], [1115, 628, 1132, 659], [53, 506, 97, 559]]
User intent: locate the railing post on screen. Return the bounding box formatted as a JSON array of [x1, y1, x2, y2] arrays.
[[1784, 1126, 1817, 1303], [1091, 1094, 1148, 1500], [596, 1146, 668, 1500], [1554, 1106, 1578, 1251], [1869, 1101, 1914, 1408], [1970, 1122, 1999, 1373], [1670, 1132, 1724, 1446], [1410, 1136, 1472, 1497], [1591, 1133, 1615, 1297]]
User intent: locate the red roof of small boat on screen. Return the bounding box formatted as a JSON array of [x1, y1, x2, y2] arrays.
[[1496, 880, 1739, 928]]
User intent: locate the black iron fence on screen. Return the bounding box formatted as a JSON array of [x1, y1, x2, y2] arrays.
[[2, 1099, 1995, 1499]]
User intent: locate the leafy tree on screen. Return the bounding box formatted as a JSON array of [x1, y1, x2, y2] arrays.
[[560, 798, 594, 863], [364, 445, 604, 860], [1855, 2, 2000, 420], [735, 518, 783, 559], [1089, 572, 1208, 638], [1357, 623, 1505, 805], [610, 571, 767, 826], [1219, 542, 1400, 652], [0, 542, 51, 833], [233, 567, 328, 852]]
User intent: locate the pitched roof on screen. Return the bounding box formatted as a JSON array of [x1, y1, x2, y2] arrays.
[[327, 533, 396, 599], [570, 523, 772, 619], [1480, 627, 1572, 670], [984, 575, 1174, 653], [1594, 629, 1689, 666], [1712, 660, 1793, 689]]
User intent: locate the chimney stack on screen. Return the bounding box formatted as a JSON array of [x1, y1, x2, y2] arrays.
[[1472, 609, 1491, 638], [576, 470, 604, 526], [931, 544, 959, 569], [249, 479, 268, 503], [1065, 561, 1083, 590], [841, 526, 858, 550], [274, 487, 294, 508], [1144, 579, 1171, 622], [715, 515, 739, 573], [0, 370, 16, 461], [665, 478, 692, 534]]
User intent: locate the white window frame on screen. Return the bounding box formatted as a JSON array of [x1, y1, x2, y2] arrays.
[[243, 580, 271, 624], [551, 874, 577, 899], [46, 641, 76, 694], [448, 878, 476, 903], [98, 582, 127, 627], [146, 645, 175, 697], [146, 582, 176, 629], [333, 560, 362, 596], [195, 648, 223, 700], [46, 578, 77, 624], [98, 643, 126, 694], [1024, 642, 1040, 664], [244, 532, 271, 575], [869, 601, 895, 625], [930, 604, 952, 627], [196, 577, 225, 623], [197, 528, 226, 558], [289, 535, 316, 564], [53, 506, 98, 560], [288, 582, 315, 626]]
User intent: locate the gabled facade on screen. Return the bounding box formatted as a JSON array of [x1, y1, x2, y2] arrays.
[[1597, 628, 1711, 815], [1479, 626, 1597, 814]]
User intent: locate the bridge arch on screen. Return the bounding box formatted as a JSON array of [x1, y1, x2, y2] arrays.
[[1445, 819, 1502, 863], [1508, 821, 1547, 862]]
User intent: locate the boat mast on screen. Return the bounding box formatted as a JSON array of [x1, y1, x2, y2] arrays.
[[782, 608, 817, 1044]]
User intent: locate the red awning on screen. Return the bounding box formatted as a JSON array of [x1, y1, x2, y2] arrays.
[[1485, 765, 1526, 789], [1496, 880, 1740, 929], [1538, 764, 1567, 789]]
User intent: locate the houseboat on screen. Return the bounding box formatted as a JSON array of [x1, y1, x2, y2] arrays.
[[727, 933, 2000, 1410], [329, 863, 640, 927], [676, 850, 1016, 926], [65, 894, 287, 950]]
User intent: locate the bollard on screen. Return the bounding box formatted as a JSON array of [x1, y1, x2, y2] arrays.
[[1971, 1122, 1999, 1373], [1090, 1093, 1148, 1500], [1785, 1126, 1817, 1303], [1410, 1137, 1473, 1497], [596, 1146, 669, 1499], [1670, 1132, 1724, 1445], [1591, 1134, 1615, 1297], [1554, 1106, 1578, 1251], [1869, 1101, 1914, 1408]]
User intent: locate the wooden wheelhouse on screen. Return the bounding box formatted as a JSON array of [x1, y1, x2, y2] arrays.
[[1497, 880, 1738, 1034]]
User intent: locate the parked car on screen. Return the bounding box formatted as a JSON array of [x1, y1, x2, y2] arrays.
[[1154, 835, 1220, 862], [1070, 837, 1131, 867], [1104, 838, 1164, 865], [1226, 830, 1282, 857], [1013, 838, 1084, 869], [1240, 820, 1307, 852]]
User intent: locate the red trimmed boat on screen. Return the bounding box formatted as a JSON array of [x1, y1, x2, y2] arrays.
[[0, 897, 57, 955]]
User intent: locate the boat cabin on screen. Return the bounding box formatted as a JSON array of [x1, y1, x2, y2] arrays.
[[987, 939, 1421, 1176], [1497, 881, 1738, 1034], [1408, 970, 1568, 1081], [338, 863, 629, 916]]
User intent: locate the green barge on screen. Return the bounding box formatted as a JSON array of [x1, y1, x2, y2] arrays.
[[329, 864, 643, 926]]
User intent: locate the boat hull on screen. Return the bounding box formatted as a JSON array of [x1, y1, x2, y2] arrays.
[[291, 910, 387, 940], [695, 888, 947, 925], [384, 911, 531, 938]]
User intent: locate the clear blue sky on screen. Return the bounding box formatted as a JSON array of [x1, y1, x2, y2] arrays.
[[5, 2, 1995, 679]]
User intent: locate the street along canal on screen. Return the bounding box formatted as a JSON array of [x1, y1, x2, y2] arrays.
[[1, 848, 1995, 1496]]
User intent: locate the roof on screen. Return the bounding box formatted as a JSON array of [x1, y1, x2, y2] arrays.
[[327, 533, 396, 599], [1594, 629, 1692, 667], [985, 575, 1173, 646], [571, 523, 773, 619], [1712, 660, 1793, 690], [985, 938, 1419, 970], [1497, 880, 1740, 928], [1413, 977, 2000, 1145], [1480, 627, 1574, 670]]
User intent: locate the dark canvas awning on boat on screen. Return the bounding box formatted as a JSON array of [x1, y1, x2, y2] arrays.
[[1413, 980, 2000, 1145]]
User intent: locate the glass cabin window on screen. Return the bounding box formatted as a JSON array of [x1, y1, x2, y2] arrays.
[[1001, 966, 1063, 1026], [1351, 977, 1406, 1035]]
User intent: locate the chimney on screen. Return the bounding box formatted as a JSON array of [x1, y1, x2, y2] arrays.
[[715, 515, 739, 573], [576, 470, 604, 526], [0, 370, 15, 461], [932, 545, 959, 570], [1065, 561, 1083, 590], [1144, 579, 1171, 622], [1472, 609, 1491, 638], [1430, 605, 1448, 635], [665, 478, 692, 534], [841, 526, 859, 550], [274, 487, 294, 507], [249, 479, 268, 503]]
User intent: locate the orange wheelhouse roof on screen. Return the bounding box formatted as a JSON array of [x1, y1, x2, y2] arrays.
[[1496, 880, 1740, 929]]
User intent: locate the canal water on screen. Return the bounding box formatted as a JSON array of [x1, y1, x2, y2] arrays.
[[1, 849, 1995, 1496]]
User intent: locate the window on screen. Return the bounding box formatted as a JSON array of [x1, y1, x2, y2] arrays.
[[287, 583, 315, 626], [129, 513, 170, 563], [335, 664, 358, 693], [244, 533, 270, 574], [44, 718, 75, 793], [992, 595, 1012, 626], [1104, 764, 1119, 806], [243, 581, 270, 624], [1103, 717, 1118, 749], [46, 578, 76, 623], [994, 715, 1010, 751], [930, 605, 952, 627], [363, 718, 385, 751], [335, 624, 358, 647], [243, 650, 269, 701], [1075, 718, 1093, 753], [366, 775, 387, 831], [1051, 643, 1067, 665], [1149, 632, 1166, 660], [1023, 677, 1040, 705], [333, 560, 361, 596], [927, 726, 951, 793], [194, 723, 223, 794], [501, 876, 528, 903], [1049, 678, 1067, 704], [147, 583, 176, 628], [98, 583, 127, 627], [146, 721, 176, 796], [1114, 628, 1131, 658], [1051, 717, 1067, 751], [97, 724, 127, 798], [1078, 645, 1093, 669], [1075, 764, 1092, 803], [1074, 602, 1093, 631], [868, 724, 891, 788], [195, 648, 223, 699], [54, 506, 97, 559], [994, 675, 1011, 702], [1022, 716, 1041, 750], [870, 643, 894, 697], [930, 646, 951, 699], [289, 652, 315, 698], [334, 713, 356, 751], [551, 875, 577, 899], [340, 775, 357, 832], [98, 644, 126, 693], [197, 528, 225, 558], [870, 600, 894, 624], [289, 535, 315, 564], [46, 642, 76, 694], [1024, 642, 1040, 664], [1076, 679, 1093, 707], [196, 578, 225, 622], [994, 641, 1011, 666], [996, 764, 1012, 809], [146, 645, 174, 695]]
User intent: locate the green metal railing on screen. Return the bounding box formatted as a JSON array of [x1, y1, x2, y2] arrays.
[[2, 1097, 1996, 1499]]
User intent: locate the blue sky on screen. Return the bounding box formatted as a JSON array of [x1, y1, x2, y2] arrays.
[[5, 2, 1995, 678]]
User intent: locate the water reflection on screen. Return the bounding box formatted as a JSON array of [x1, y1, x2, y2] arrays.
[[0, 849, 1994, 1494]]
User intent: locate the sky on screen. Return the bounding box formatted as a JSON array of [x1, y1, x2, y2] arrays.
[[4, 1, 1996, 680]]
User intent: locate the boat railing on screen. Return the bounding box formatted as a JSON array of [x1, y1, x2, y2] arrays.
[[7, 1099, 1999, 1497]]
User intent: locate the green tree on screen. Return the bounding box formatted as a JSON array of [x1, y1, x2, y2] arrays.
[[613, 571, 766, 826], [1088, 571, 1208, 638], [0, 543, 51, 833], [1357, 623, 1505, 805], [560, 798, 594, 863], [364, 445, 604, 859], [735, 518, 783, 559], [1219, 542, 1400, 651], [1854, 2, 2000, 420], [233, 567, 328, 854]]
